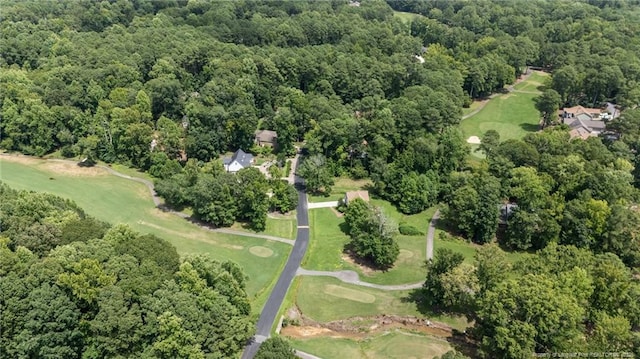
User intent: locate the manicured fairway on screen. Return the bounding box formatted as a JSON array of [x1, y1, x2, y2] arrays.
[[460, 92, 540, 142], [460, 72, 549, 150], [297, 277, 415, 322], [513, 71, 547, 92], [462, 100, 484, 116], [295, 276, 469, 330], [303, 205, 430, 285], [290, 330, 453, 359], [0, 157, 290, 310]]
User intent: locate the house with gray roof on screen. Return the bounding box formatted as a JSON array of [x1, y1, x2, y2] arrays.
[[223, 149, 254, 173], [561, 105, 608, 140]]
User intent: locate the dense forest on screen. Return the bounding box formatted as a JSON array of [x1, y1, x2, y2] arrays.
[[2, 0, 640, 357], [0, 183, 253, 358]]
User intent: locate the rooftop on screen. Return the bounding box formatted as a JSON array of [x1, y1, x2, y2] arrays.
[[223, 149, 254, 168]]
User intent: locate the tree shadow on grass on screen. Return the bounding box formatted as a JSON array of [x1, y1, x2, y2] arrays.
[[401, 289, 477, 357], [520, 122, 540, 132], [536, 84, 548, 92]]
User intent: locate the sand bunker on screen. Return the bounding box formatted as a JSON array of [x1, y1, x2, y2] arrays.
[[249, 246, 274, 257], [324, 284, 376, 303], [466, 136, 481, 144]]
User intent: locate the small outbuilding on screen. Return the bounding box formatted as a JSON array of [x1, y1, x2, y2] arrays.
[[254, 130, 278, 148], [343, 190, 370, 205]]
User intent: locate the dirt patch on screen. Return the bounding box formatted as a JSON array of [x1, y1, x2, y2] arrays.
[[42, 162, 107, 177], [341, 254, 375, 276], [500, 94, 513, 100], [324, 284, 376, 303], [249, 246, 274, 257], [0, 155, 107, 177], [282, 326, 335, 338], [466, 136, 481, 144], [281, 314, 454, 340]]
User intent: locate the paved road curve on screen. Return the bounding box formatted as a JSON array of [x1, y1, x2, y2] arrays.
[[241, 174, 309, 359]]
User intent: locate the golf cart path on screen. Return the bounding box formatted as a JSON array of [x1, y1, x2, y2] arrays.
[[426, 209, 439, 261], [296, 268, 422, 290]]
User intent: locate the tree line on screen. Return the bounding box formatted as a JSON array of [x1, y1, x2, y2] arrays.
[[0, 183, 254, 358], [422, 244, 639, 357]]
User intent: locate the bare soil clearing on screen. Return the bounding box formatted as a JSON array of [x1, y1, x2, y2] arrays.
[[281, 314, 453, 340]]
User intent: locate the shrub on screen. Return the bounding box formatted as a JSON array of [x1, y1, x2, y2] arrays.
[[284, 159, 292, 177], [399, 224, 424, 236]]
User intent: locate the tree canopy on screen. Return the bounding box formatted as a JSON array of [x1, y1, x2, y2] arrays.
[[0, 183, 253, 358]]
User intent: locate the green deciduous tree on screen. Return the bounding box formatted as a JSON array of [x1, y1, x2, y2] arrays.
[[144, 312, 205, 359], [344, 199, 400, 269], [254, 337, 296, 359], [298, 154, 334, 195], [535, 89, 562, 128]]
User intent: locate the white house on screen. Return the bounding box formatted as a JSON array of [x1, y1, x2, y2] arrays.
[[223, 149, 254, 173]]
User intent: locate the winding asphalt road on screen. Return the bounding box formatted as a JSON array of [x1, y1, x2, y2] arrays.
[[241, 173, 309, 359]]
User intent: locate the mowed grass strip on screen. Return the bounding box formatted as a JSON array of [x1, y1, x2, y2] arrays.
[[0, 158, 290, 309], [231, 214, 297, 240], [460, 73, 549, 147], [290, 330, 452, 359], [460, 92, 540, 142], [303, 205, 428, 285], [513, 71, 547, 92]]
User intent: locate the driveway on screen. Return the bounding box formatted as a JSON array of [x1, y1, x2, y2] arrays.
[[241, 172, 310, 359]]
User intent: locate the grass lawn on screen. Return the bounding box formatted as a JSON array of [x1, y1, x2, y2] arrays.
[[462, 100, 484, 117], [290, 330, 452, 359], [434, 229, 531, 265], [303, 203, 432, 285], [307, 177, 372, 203], [294, 276, 469, 330], [513, 71, 547, 92], [460, 92, 540, 143], [393, 10, 424, 23], [0, 157, 289, 311], [460, 72, 549, 154], [231, 213, 297, 240]]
